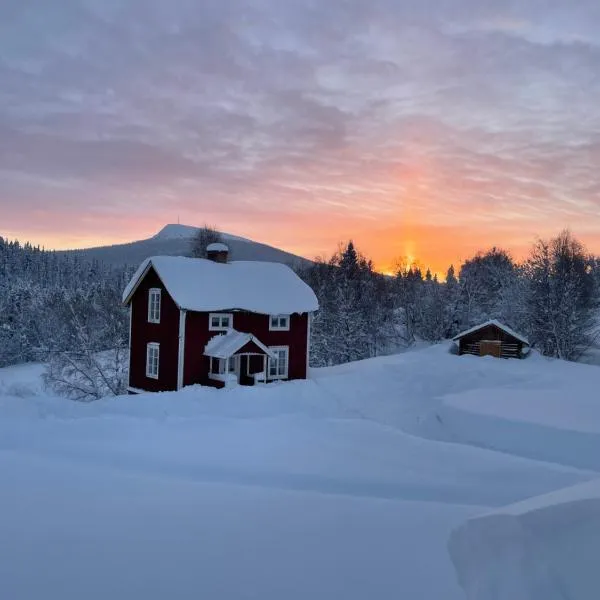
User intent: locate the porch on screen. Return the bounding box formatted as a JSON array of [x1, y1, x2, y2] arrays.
[[204, 330, 276, 387]]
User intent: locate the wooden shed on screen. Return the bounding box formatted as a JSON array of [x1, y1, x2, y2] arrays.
[[453, 320, 529, 359]]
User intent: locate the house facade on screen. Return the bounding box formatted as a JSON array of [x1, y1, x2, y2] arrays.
[[123, 248, 318, 392]]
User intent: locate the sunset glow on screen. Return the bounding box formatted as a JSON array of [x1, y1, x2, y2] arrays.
[[1, 1, 600, 273]]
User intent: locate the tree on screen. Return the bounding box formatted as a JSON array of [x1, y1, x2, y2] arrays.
[[458, 247, 516, 327], [190, 225, 225, 259], [524, 230, 598, 360], [296, 241, 401, 366], [43, 289, 129, 401], [394, 261, 424, 344], [442, 265, 461, 338]]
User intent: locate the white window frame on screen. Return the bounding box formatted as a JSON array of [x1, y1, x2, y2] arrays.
[[148, 288, 161, 323], [269, 314, 290, 331], [146, 343, 160, 379], [268, 346, 289, 380], [209, 313, 233, 331]]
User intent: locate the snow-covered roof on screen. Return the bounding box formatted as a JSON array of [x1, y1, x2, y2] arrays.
[[206, 242, 229, 252], [453, 319, 529, 345], [122, 256, 319, 314], [204, 330, 275, 359]]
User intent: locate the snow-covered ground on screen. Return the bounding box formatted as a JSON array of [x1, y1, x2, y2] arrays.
[[450, 478, 600, 600], [1, 345, 599, 599]]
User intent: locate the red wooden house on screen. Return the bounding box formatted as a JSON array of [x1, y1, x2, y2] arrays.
[[122, 245, 319, 392]]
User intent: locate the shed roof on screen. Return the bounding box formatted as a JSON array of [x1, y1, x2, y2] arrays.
[[122, 255, 319, 314], [452, 319, 530, 345], [204, 330, 275, 359]]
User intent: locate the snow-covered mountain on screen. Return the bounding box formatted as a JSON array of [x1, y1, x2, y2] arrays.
[[152, 224, 250, 243], [58, 224, 312, 269]]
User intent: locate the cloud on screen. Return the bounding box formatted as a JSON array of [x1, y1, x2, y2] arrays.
[[1, 0, 599, 268]]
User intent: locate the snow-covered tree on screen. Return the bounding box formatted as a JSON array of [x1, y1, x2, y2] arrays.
[[524, 231, 598, 360], [458, 247, 517, 327], [190, 225, 225, 259], [298, 241, 400, 366], [44, 287, 129, 401]]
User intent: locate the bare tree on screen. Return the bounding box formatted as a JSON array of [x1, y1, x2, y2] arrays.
[[190, 225, 225, 258], [44, 295, 128, 401]]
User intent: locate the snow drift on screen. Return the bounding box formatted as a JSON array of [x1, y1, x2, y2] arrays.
[[449, 479, 600, 600], [2, 344, 600, 599]]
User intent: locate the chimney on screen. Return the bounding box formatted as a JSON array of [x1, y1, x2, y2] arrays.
[[206, 242, 229, 264]]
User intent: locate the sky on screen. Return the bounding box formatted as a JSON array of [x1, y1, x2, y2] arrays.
[[1, 0, 600, 274]]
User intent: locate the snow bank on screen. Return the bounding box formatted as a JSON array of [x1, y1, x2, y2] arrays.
[[439, 363, 600, 470], [2, 345, 600, 599], [449, 479, 600, 600]]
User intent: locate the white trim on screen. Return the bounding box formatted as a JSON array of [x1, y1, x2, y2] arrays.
[[146, 342, 160, 379], [268, 345, 289, 380], [147, 288, 161, 323], [306, 312, 312, 378], [209, 312, 233, 331], [177, 309, 187, 390], [122, 261, 154, 305], [269, 314, 290, 331], [127, 304, 133, 388]]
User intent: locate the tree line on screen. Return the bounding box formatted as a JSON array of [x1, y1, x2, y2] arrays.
[[0, 238, 132, 398], [1, 228, 598, 400], [299, 230, 600, 366]]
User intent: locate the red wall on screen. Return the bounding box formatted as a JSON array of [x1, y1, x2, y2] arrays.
[[128, 266, 311, 392], [129, 267, 180, 392], [183, 311, 309, 387]]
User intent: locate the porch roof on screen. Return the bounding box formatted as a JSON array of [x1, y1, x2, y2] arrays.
[[204, 329, 275, 360]]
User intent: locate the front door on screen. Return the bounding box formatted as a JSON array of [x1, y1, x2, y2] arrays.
[[238, 355, 254, 386], [480, 340, 502, 358]]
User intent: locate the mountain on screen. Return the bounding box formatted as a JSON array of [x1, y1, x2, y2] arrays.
[[56, 224, 312, 269]]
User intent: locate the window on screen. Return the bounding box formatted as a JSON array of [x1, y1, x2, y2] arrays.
[[209, 313, 233, 331], [269, 315, 290, 331], [268, 346, 289, 380], [146, 343, 160, 379], [148, 288, 161, 323]]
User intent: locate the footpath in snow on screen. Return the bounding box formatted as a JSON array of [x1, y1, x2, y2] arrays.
[[0, 344, 599, 599]]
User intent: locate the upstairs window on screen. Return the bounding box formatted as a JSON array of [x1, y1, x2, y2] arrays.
[[148, 288, 161, 323], [209, 313, 233, 331], [269, 315, 290, 331], [146, 343, 160, 379], [268, 346, 289, 380]]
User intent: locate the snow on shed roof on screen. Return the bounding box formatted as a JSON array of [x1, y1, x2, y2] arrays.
[[206, 242, 229, 252], [122, 256, 319, 314], [453, 319, 529, 345], [204, 330, 275, 359]]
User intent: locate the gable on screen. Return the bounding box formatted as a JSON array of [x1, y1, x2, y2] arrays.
[[236, 340, 270, 356], [128, 265, 177, 307], [453, 320, 529, 345]]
